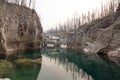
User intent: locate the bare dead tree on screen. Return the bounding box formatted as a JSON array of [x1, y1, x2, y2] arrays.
[[29, 0, 32, 8], [21, 0, 26, 6], [47, 0, 120, 34]]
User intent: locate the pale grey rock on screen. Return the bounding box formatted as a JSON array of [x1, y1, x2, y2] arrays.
[[67, 12, 120, 57], [0, 3, 42, 55]]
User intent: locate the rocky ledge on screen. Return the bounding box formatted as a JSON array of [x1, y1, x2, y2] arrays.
[[67, 10, 120, 57], [0, 3, 42, 55]]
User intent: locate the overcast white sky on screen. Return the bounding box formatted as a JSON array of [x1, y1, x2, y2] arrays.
[[35, 0, 106, 31]]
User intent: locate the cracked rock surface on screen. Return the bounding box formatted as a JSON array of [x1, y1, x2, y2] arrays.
[[0, 3, 42, 55], [67, 12, 120, 57]]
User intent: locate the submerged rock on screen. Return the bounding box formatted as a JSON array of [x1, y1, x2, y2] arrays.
[[15, 58, 42, 64], [0, 78, 11, 80], [0, 3, 42, 55], [67, 11, 120, 57]]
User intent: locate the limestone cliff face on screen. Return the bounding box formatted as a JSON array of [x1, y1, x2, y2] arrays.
[[0, 3, 42, 55], [67, 11, 120, 57]]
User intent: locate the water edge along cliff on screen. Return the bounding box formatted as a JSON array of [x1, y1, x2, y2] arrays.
[[0, 2, 42, 56]]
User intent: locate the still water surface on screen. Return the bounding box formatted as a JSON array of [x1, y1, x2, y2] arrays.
[[0, 48, 120, 80]]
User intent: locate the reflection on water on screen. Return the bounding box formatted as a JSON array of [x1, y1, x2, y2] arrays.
[[0, 48, 120, 80], [0, 50, 42, 80], [38, 48, 120, 80]]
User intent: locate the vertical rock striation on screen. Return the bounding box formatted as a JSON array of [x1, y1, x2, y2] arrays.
[[0, 3, 42, 55], [67, 10, 120, 57]]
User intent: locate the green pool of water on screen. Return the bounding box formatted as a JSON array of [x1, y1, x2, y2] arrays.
[[0, 48, 120, 80]]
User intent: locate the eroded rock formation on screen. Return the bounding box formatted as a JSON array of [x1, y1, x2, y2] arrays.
[[0, 3, 42, 55], [67, 10, 120, 57]]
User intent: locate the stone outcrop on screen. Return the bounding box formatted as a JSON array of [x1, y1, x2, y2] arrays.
[[67, 11, 120, 57], [0, 3, 42, 55]]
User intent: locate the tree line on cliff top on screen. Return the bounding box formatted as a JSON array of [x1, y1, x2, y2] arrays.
[[0, 0, 35, 9], [47, 0, 120, 34]]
